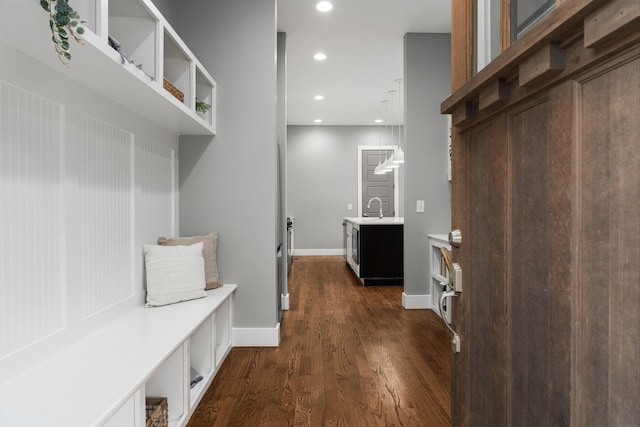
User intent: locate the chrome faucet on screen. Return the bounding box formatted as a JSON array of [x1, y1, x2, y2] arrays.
[[367, 197, 383, 219]]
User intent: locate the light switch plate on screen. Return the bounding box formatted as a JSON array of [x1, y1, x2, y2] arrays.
[[347, 203, 353, 210], [416, 200, 425, 213]]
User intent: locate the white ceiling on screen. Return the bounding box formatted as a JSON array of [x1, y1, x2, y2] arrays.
[[277, 0, 451, 126]]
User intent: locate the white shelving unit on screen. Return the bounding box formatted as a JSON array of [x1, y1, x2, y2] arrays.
[[428, 234, 452, 324], [0, 285, 236, 427], [1, 0, 216, 135], [214, 297, 232, 366], [146, 345, 189, 426]]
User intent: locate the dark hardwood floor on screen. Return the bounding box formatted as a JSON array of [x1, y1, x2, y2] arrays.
[[188, 256, 451, 426]]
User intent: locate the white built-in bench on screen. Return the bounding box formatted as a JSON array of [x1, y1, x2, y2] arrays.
[[0, 284, 236, 427]]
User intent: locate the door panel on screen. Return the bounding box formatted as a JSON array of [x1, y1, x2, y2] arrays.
[[578, 56, 640, 426], [510, 100, 552, 426], [464, 120, 508, 427], [451, 119, 509, 427], [508, 86, 573, 426]]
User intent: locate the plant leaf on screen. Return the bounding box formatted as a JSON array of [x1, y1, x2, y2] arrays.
[[42, 0, 85, 64]]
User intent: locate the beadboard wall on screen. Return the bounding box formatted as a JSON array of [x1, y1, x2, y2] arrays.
[[0, 42, 178, 382]]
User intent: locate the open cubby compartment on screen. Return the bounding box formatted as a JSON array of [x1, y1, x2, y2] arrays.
[[214, 298, 232, 367], [431, 277, 452, 324], [108, 0, 159, 82], [145, 344, 188, 427], [431, 246, 449, 281], [189, 315, 214, 404], [163, 29, 192, 106], [71, 0, 99, 36], [103, 390, 141, 427], [195, 65, 216, 127]]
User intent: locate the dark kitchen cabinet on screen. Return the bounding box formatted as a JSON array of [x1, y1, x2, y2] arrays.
[[357, 224, 403, 285]]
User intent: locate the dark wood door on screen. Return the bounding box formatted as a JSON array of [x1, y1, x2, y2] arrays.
[[446, 2, 639, 425], [452, 86, 576, 426], [452, 61, 639, 427]]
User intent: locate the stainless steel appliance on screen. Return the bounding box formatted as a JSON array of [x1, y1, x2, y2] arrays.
[[351, 225, 359, 275], [286, 216, 294, 272]]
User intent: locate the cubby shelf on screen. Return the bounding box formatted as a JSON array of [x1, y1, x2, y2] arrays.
[[428, 234, 452, 324], [1, 0, 216, 136]]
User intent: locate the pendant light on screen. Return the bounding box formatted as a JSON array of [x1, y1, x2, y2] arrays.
[[387, 90, 399, 170], [381, 157, 393, 172], [374, 106, 386, 175], [393, 78, 405, 164], [380, 98, 393, 173]]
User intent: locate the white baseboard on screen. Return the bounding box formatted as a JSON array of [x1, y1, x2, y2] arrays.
[[281, 293, 290, 310], [402, 292, 430, 309], [293, 248, 343, 256], [232, 323, 280, 347]]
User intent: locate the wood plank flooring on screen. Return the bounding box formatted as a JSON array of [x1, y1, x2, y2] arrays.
[[188, 256, 451, 426]]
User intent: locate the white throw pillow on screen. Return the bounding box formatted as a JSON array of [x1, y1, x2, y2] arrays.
[[143, 242, 207, 307]]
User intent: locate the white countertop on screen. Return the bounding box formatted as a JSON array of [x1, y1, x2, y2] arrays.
[[344, 217, 404, 225]]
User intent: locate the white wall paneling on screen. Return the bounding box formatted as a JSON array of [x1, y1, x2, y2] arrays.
[[136, 139, 175, 245], [0, 81, 66, 359], [0, 75, 178, 381], [73, 115, 135, 320], [136, 138, 176, 299]]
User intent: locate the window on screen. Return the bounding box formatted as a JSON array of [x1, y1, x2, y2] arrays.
[[473, 0, 502, 74], [472, 0, 556, 74], [511, 0, 555, 41]]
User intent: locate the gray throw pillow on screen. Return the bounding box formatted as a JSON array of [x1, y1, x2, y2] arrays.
[[158, 232, 223, 290]]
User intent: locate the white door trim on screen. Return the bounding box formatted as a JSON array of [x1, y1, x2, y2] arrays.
[[357, 145, 399, 217]]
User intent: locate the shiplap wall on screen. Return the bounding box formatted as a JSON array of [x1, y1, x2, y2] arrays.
[[0, 82, 66, 360], [0, 52, 177, 381]]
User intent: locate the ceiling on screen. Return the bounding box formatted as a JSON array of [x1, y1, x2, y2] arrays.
[[277, 0, 451, 126]]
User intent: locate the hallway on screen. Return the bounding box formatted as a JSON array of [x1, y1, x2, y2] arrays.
[[188, 256, 451, 426]]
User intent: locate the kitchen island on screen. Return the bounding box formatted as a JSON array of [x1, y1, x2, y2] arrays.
[[343, 217, 403, 285]]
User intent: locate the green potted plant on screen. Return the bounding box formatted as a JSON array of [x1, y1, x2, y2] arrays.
[[40, 0, 85, 64], [196, 100, 212, 115]]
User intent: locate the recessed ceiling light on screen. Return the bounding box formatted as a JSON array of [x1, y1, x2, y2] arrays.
[[375, 119, 383, 123], [314, 52, 327, 61], [316, 1, 333, 12], [314, 119, 323, 123], [314, 95, 324, 100]]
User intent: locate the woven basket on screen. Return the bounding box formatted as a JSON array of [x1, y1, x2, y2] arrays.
[[145, 397, 168, 427], [163, 77, 184, 103]]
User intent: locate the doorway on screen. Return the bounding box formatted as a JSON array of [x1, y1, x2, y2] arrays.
[[357, 146, 399, 217]]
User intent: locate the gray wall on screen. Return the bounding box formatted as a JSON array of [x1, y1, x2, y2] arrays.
[[403, 33, 452, 296], [151, 0, 176, 25], [277, 32, 288, 309], [288, 125, 403, 251], [174, 0, 279, 329]]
